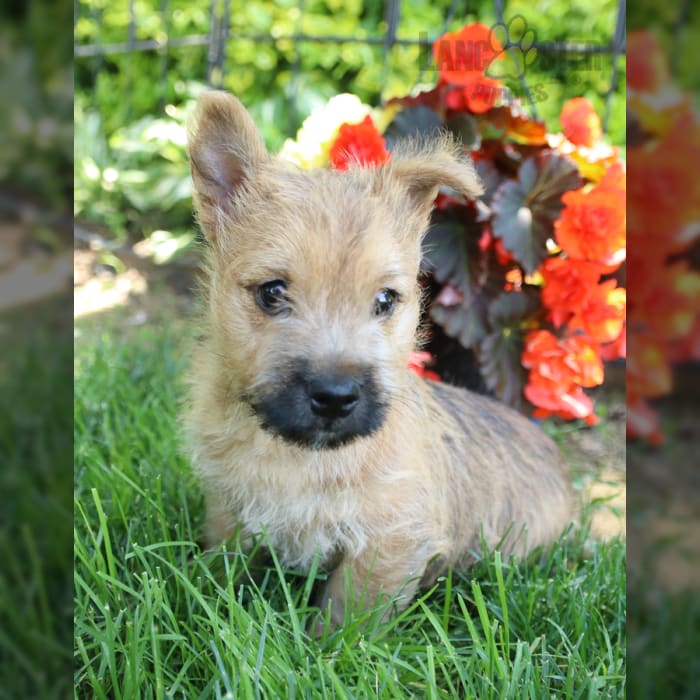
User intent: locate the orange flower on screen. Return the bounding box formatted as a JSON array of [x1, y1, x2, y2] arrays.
[[522, 330, 603, 387], [540, 257, 604, 327], [627, 334, 673, 399], [522, 330, 603, 424], [600, 325, 626, 361], [631, 262, 700, 342], [570, 280, 626, 344], [598, 160, 626, 192], [560, 97, 602, 147], [627, 31, 668, 93], [433, 23, 503, 86], [329, 116, 390, 171], [554, 164, 626, 267], [627, 112, 700, 256], [444, 76, 503, 113]]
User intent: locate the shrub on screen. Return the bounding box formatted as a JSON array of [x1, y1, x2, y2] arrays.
[[281, 22, 627, 424]]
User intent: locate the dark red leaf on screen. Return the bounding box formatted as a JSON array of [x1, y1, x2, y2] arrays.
[[445, 113, 480, 149], [388, 86, 444, 113], [424, 215, 490, 346], [383, 106, 445, 150], [488, 289, 540, 328], [491, 151, 582, 274], [472, 158, 504, 203], [422, 216, 480, 288], [477, 292, 539, 409], [431, 288, 490, 347], [506, 111, 548, 145]]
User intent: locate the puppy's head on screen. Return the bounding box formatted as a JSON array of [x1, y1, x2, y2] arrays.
[[188, 90, 482, 449]]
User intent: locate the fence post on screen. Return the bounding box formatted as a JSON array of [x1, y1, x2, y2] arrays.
[[602, 0, 626, 133]]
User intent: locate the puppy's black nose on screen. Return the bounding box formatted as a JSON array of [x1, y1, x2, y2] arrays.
[[309, 376, 360, 419]]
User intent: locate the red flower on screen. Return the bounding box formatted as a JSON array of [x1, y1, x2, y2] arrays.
[[407, 351, 441, 382], [329, 116, 390, 171], [569, 280, 626, 344], [540, 257, 604, 327], [626, 76, 700, 444], [527, 378, 598, 426], [560, 97, 602, 147], [432, 23, 504, 86], [554, 163, 626, 267], [627, 112, 700, 257], [522, 330, 603, 424]]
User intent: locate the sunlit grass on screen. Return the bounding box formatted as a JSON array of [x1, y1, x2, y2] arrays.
[[74, 324, 625, 698]]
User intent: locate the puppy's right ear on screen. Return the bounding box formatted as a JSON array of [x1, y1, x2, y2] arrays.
[[188, 91, 269, 239]]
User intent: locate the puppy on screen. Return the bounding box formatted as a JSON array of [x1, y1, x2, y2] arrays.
[[184, 90, 573, 630]]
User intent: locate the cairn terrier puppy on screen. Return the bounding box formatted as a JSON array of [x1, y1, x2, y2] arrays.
[[184, 90, 573, 630]]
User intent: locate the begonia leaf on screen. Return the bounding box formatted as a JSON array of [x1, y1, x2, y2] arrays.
[[424, 215, 489, 346], [477, 292, 539, 409], [491, 151, 581, 274]]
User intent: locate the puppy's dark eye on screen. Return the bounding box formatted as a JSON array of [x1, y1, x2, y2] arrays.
[[256, 280, 288, 314], [373, 289, 400, 318]]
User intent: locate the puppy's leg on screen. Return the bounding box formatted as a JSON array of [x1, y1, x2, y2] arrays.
[[313, 539, 431, 635], [201, 488, 237, 550]]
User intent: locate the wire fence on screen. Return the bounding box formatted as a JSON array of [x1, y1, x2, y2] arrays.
[[75, 0, 626, 131]]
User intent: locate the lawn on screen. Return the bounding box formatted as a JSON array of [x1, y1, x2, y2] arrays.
[[74, 314, 625, 699]]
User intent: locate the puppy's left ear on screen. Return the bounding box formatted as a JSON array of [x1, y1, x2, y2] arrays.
[[188, 90, 269, 240], [384, 135, 483, 215]]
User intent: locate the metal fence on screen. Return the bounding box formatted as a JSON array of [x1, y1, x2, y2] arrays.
[[74, 0, 626, 131]]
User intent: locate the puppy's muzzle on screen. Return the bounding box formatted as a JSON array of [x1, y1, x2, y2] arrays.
[[249, 361, 387, 449]]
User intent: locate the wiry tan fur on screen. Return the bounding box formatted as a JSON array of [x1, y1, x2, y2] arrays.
[[184, 90, 573, 631]]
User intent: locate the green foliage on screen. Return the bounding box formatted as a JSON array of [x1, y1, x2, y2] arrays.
[[75, 92, 194, 243], [0, 300, 73, 697], [74, 0, 625, 241], [628, 0, 700, 97], [628, 579, 700, 697], [0, 2, 72, 207], [74, 322, 626, 698], [504, 0, 625, 146]]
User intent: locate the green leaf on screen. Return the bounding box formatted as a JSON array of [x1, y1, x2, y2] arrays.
[[491, 152, 581, 274]]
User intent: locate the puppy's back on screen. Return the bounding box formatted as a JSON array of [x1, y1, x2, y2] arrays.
[[420, 379, 573, 564]]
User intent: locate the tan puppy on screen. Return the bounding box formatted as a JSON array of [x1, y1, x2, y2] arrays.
[[184, 90, 573, 630]]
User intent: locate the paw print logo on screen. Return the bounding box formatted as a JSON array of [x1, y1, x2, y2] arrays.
[[486, 15, 538, 81]]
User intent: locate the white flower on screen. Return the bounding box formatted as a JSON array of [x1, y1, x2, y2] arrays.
[[279, 94, 373, 168]]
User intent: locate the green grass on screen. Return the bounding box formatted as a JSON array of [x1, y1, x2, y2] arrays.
[[0, 298, 72, 699], [74, 321, 625, 699], [628, 583, 700, 699]]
